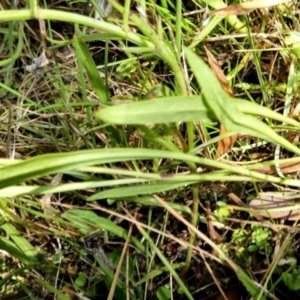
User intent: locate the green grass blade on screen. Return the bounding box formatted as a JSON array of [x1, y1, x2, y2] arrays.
[[87, 181, 195, 200], [62, 210, 145, 253], [1, 223, 40, 262], [237, 267, 266, 300], [0, 179, 149, 197], [36, 278, 72, 300], [234, 98, 300, 127], [0, 236, 36, 265], [135, 262, 185, 285], [137, 223, 193, 300], [2, 149, 300, 191], [184, 47, 300, 156], [0, 198, 40, 263], [73, 35, 109, 103]]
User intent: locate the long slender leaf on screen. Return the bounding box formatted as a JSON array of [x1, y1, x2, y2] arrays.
[[184, 47, 300, 156], [73, 35, 109, 103], [88, 181, 194, 200], [95, 95, 300, 128], [136, 222, 193, 300], [237, 267, 265, 299], [0, 236, 36, 265], [95, 95, 214, 123], [0, 179, 149, 197], [136, 262, 185, 285], [1, 223, 40, 262], [36, 278, 72, 300], [62, 210, 145, 253], [1, 149, 300, 190]]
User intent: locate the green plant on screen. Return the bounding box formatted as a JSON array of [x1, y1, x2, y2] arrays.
[[1, 0, 300, 299]]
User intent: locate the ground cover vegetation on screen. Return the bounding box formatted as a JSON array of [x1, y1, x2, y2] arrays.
[[1, 0, 300, 299]]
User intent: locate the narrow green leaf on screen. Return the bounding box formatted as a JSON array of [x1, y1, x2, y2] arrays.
[[62, 210, 145, 253], [88, 181, 194, 200], [116, 196, 192, 215], [0, 198, 40, 263], [184, 47, 300, 156], [235, 98, 300, 127], [1, 223, 40, 262], [0, 179, 148, 197], [1, 148, 300, 190], [95, 257, 129, 300], [0, 149, 163, 189], [36, 278, 72, 300], [0, 236, 35, 265], [95, 95, 300, 129], [95, 96, 214, 124], [237, 267, 266, 300], [137, 223, 193, 299], [73, 35, 109, 103], [136, 263, 185, 285]]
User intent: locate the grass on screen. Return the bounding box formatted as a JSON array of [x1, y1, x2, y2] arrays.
[[1, 0, 300, 299]]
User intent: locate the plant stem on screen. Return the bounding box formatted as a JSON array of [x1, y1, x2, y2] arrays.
[[180, 121, 199, 280], [130, 14, 187, 95]]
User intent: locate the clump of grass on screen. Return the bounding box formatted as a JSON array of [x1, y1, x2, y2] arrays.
[[1, 0, 300, 299]]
